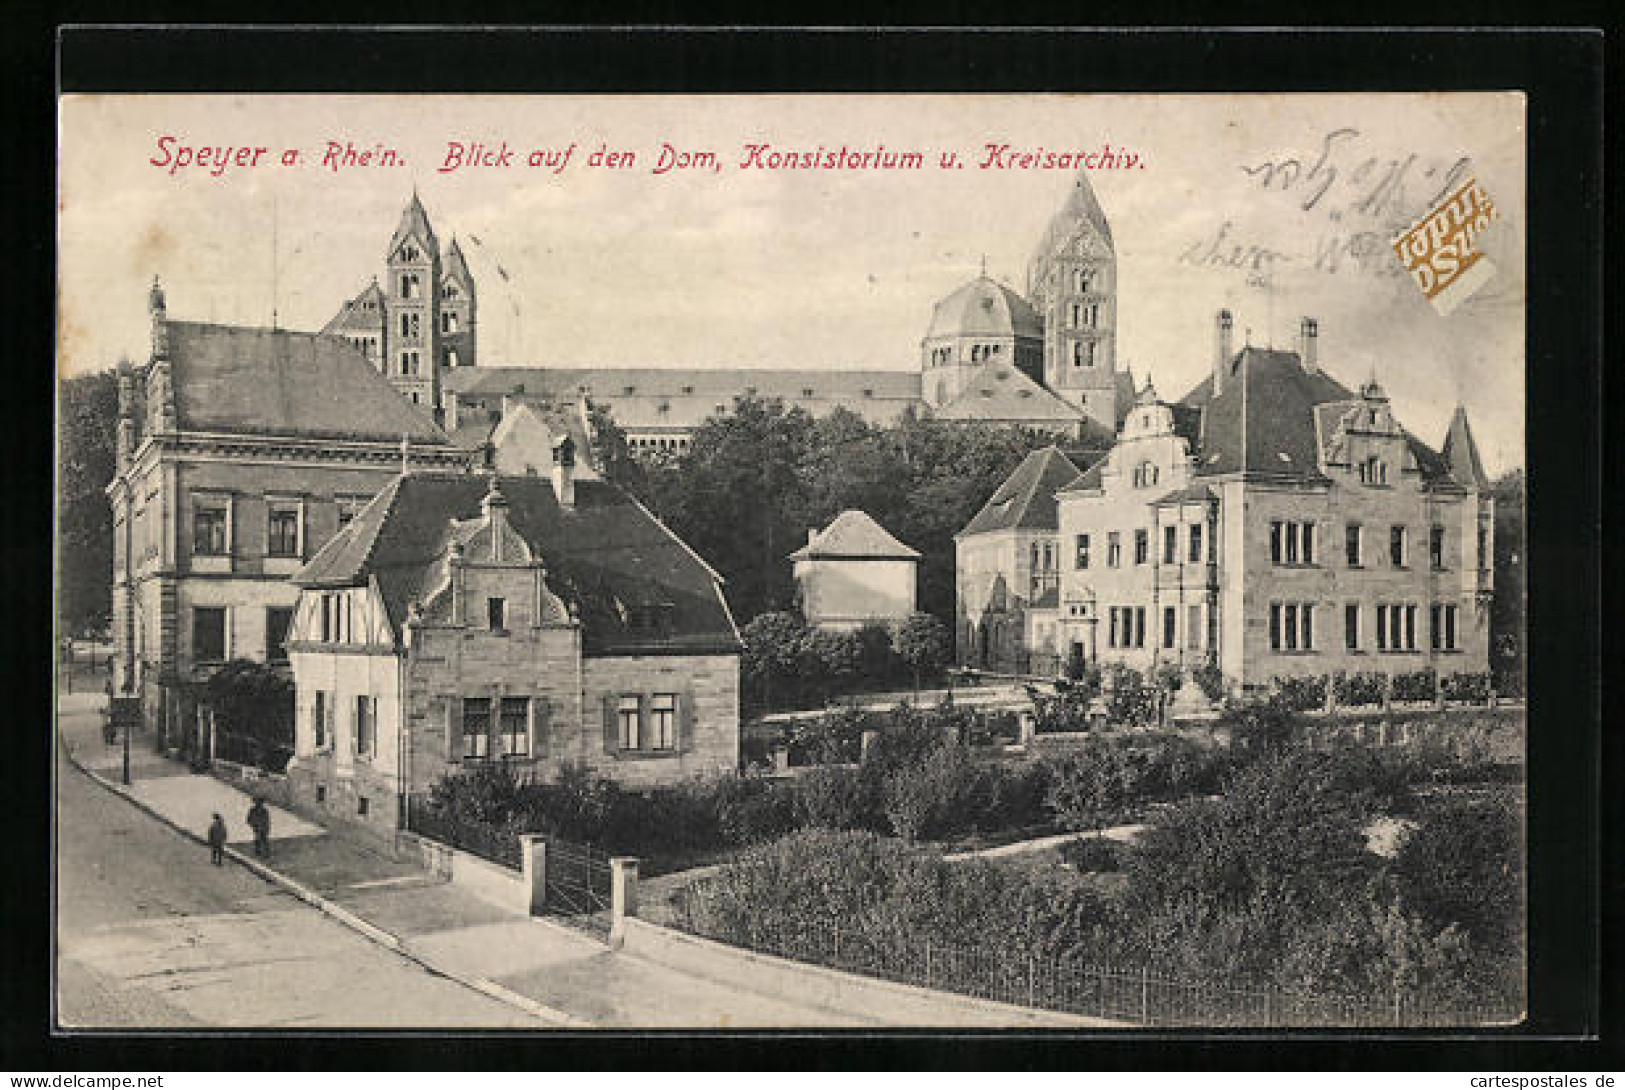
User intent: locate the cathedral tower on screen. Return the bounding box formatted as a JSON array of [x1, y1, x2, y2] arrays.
[[440, 236, 478, 372], [383, 192, 442, 411], [1026, 169, 1119, 433]]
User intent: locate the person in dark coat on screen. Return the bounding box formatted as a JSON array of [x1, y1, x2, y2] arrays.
[[246, 798, 271, 859], [207, 813, 228, 866]]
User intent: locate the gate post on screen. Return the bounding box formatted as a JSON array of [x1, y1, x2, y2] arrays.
[[609, 856, 640, 948], [520, 835, 547, 915]]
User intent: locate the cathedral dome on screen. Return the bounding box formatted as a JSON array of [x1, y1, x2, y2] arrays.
[[925, 276, 1044, 341]]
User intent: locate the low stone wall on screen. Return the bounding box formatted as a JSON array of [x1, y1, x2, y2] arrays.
[[615, 916, 1111, 1028], [394, 829, 541, 916]]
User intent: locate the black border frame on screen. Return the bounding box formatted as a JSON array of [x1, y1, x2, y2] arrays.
[[12, 21, 1612, 1072]]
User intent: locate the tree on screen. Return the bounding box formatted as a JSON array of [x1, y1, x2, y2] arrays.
[[804, 627, 863, 702], [1489, 469, 1524, 695], [585, 399, 650, 499], [57, 370, 119, 635], [739, 610, 808, 710], [891, 612, 950, 697], [202, 659, 296, 773], [1391, 793, 1522, 954]]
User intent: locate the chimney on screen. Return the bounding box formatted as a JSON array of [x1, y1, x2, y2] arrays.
[[1299, 317, 1319, 374], [808, 528, 819, 546], [552, 436, 576, 508], [480, 478, 510, 561], [1213, 309, 1233, 395]]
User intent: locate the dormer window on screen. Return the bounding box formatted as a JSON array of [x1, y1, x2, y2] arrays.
[[1132, 461, 1160, 488], [1358, 456, 1389, 485]]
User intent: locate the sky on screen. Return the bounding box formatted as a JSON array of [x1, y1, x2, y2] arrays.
[[59, 93, 1525, 474]]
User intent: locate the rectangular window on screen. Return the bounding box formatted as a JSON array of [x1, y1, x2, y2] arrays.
[[462, 697, 491, 760], [1301, 604, 1314, 651], [1477, 525, 1489, 571], [193, 607, 226, 662], [1163, 525, 1177, 564], [1108, 607, 1120, 648], [617, 695, 642, 750], [1303, 524, 1316, 565], [1269, 602, 1282, 651], [1345, 603, 1360, 650], [1162, 606, 1176, 650], [267, 505, 300, 558], [1189, 524, 1203, 564], [1135, 529, 1149, 566], [1404, 604, 1417, 651], [1270, 521, 1282, 564], [500, 697, 529, 757], [1134, 607, 1146, 649], [1187, 604, 1202, 650], [1430, 525, 1446, 570], [313, 690, 329, 750], [193, 504, 228, 556], [266, 607, 293, 662], [649, 694, 677, 751], [1074, 534, 1090, 569], [1346, 523, 1363, 567], [487, 597, 507, 632], [1285, 523, 1300, 564], [355, 695, 374, 758], [1375, 605, 1388, 651], [1444, 604, 1457, 650], [1283, 603, 1298, 651], [1107, 532, 1121, 568], [1430, 604, 1441, 651], [1391, 525, 1408, 567]]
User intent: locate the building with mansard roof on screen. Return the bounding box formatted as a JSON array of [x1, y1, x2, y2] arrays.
[[957, 312, 1496, 691]]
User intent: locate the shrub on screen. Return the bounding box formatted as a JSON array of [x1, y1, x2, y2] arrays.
[[1440, 672, 1493, 704], [892, 612, 952, 692], [709, 774, 797, 846], [855, 622, 900, 682], [881, 741, 982, 841], [788, 706, 868, 765], [201, 659, 295, 773], [1223, 696, 1302, 754], [1391, 668, 1438, 703], [1333, 671, 1387, 707], [1274, 674, 1328, 712], [1153, 662, 1185, 694], [1192, 663, 1228, 704], [1045, 739, 1135, 832], [793, 764, 880, 831], [1061, 834, 1125, 872], [1029, 686, 1095, 733], [1391, 793, 1523, 954], [1104, 664, 1158, 727]]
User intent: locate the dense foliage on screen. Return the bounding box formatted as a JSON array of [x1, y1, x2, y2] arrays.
[[1490, 469, 1524, 696], [740, 612, 949, 711], [597, 396, 1068, 625], [675, 748, 1524, 1014], [58, 371, 119, 635], [202, 659, 296, 773]]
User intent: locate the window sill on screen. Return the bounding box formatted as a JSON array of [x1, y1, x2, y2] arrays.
[[1271, 650, 1320, 656], [610, 749, 681, 761]]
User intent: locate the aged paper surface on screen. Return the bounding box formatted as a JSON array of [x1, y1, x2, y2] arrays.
[[57, 93, 1526, 1031]]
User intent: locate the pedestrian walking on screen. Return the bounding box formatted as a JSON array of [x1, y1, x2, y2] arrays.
[[207, 813, 228, 866], [246, 798, 271, 859]]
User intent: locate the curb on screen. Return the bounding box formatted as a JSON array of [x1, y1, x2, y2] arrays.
[[61, 736, 590, 1029]]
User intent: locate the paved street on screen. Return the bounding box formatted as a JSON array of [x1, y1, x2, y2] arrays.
[[55, 707, 536, 1029]]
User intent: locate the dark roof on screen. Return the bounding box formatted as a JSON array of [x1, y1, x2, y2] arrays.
[[165, 320, 449, 444], [790, 510, 919, 561], [322, 281, 386, 335], [959, 446, 1083, 536], [389, 193, 438, 254], [445, 366, 923, 403], [1175, 349, 1459, 489], [296, 472, 740, 656], [443, 237, 475, 289], [1058, 452, 1108, 494], [1152, 482, 1216, 507], [1441, 406, 1490, 489], [935, 363, 1086, 423]]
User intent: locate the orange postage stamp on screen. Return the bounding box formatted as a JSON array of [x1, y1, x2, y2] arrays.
[[1391, 176, 1501, 316]]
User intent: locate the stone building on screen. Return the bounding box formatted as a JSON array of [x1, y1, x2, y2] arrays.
[[957, 313, 1496, 689], [285, 469, 743, 835], [322, 192, 477, 413], [954, 445, 1086, 675], [106, 279, 468, 741], [790, 510, 920, 632], [438, 167, 1131, 448]]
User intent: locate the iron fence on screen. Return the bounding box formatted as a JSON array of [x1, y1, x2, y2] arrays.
[[404, 796, 523, 870], [672, 893, 1520, 1028], [543, 836, 615, 936]]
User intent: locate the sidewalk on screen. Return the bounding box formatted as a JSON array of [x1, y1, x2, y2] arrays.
[[56, 694, 881, 1027]]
